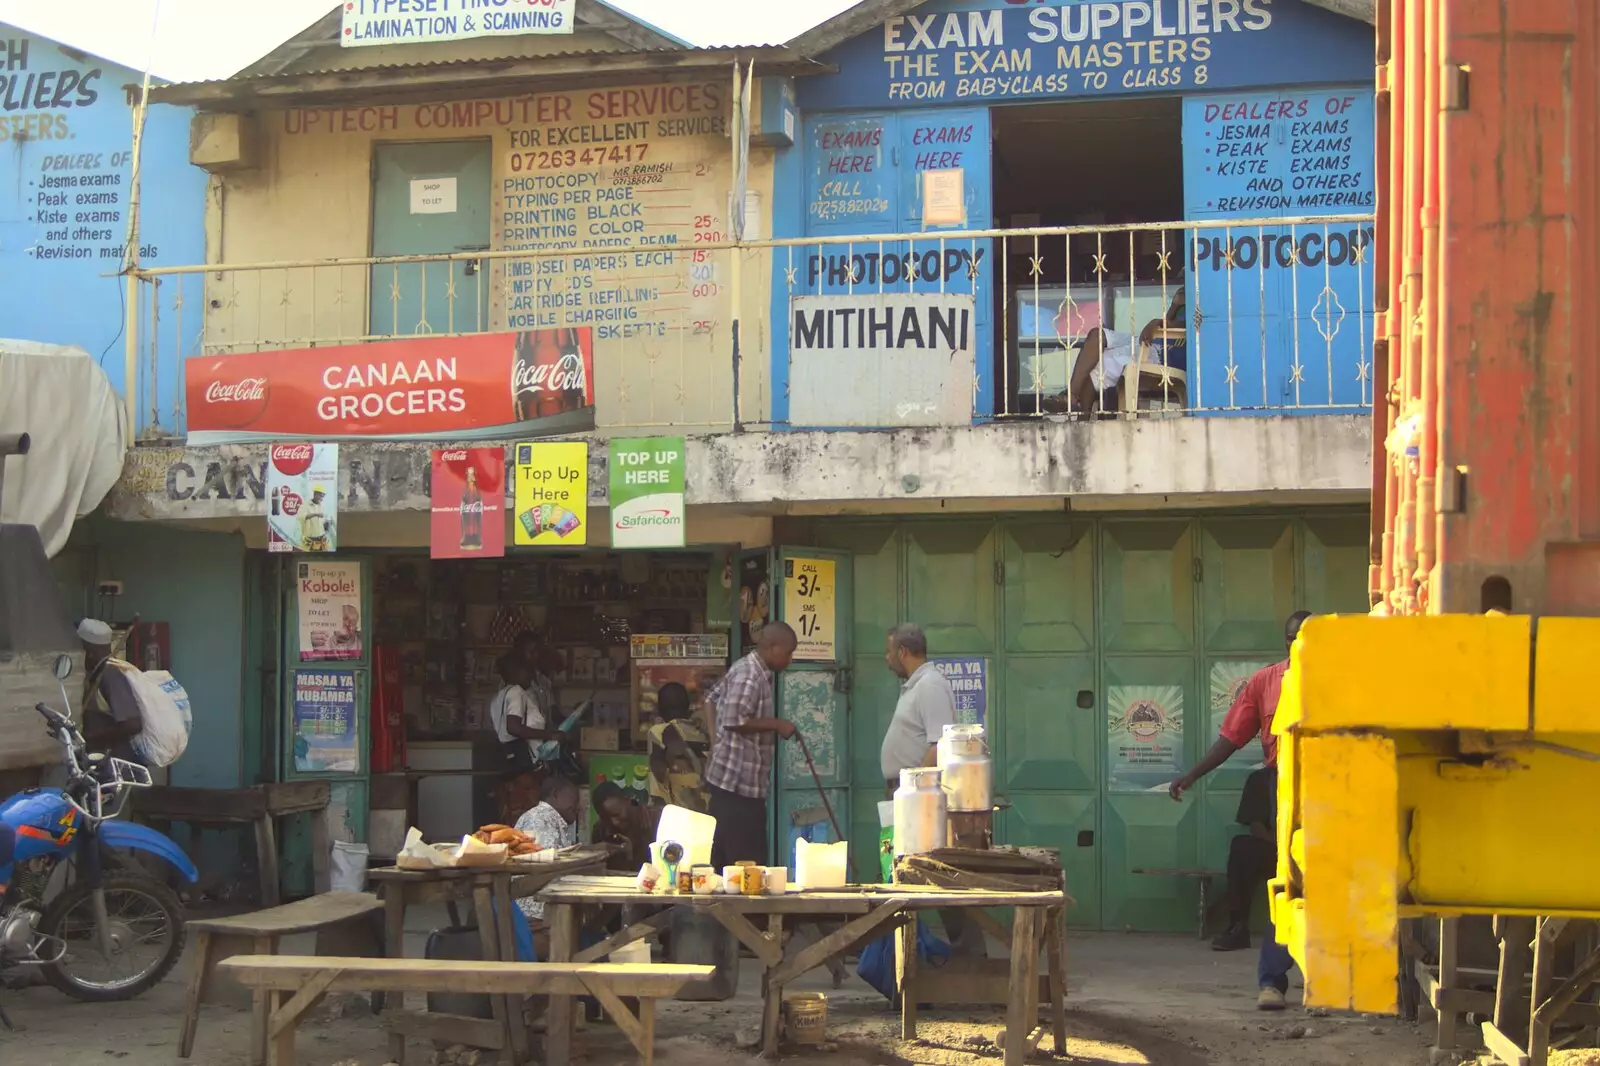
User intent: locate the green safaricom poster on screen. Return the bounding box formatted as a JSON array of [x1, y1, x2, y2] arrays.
[[609, 437, 685, 549]]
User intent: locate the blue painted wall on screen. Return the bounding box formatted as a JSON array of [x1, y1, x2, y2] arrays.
[[0, 26, 205, 438], [771, 0, 1376, 424], [1182, 87, 1376, 411]]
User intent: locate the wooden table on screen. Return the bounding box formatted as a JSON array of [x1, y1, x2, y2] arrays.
[[537, 875, 1069, 1065], [367, 847, 610, 1066], [133, 781, 332, 905]]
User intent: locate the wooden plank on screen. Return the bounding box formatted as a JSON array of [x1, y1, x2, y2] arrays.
[[899, 917, 919, 1040], [309, 809, 332, 896], [491, 875, 527, 1062], [177, 930, 215, 1058], [1046, 908, 1067, 1054], [249, 935, 274, 1066], [217, 956, 714, 997], [268, 989, 295, 1066], [761, 914, 784, 1059], [268, 970, 341, 1039], [255, 813, 281, 908], [264, 780, 333, 815], [707, 903, 783, 967], [546, 904, 578, 1066], [1481, 1021, 1532, 1066], [384, 1009, 504, 1050], [189, 893, 383, 937], [770, 900, 904, 986], [472, 882, 516, 1066], [581, 978, 648, 1060], [536, 874, 1067, 911], [137, 785, 269, 822], [1004, 907, 1040, 1066], [382, 885, 407, 1060], [573, 912, 673, 965]]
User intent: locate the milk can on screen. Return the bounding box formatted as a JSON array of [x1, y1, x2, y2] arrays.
[[892, 766, 947, 856], [937, 723, 993, 812]]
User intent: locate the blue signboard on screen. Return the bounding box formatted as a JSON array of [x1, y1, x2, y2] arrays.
[[932, 657, 988, 727], [292, 670, 360, 773], [1181, 87, 1376, 411], [797, 0, 1373, 112], [0, 27, 205, 436], [771, 106, 996, 426]]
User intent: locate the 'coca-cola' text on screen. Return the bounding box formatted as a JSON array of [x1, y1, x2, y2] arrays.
[[512, 352, 587, 395]]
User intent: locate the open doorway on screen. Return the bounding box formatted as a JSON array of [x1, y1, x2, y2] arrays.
[[991, 98, 1186, 414]]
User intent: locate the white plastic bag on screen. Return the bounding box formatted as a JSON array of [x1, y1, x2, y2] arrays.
[[331, 840, 369, 893], [104, 660, 192, 768]]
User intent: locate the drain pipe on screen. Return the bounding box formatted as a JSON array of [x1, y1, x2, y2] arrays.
[[0, 432, 31, 514]]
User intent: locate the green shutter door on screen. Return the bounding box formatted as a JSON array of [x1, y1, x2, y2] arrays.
[[1099, 520, 1198, 932], [1302, 515, 1373, 614], [997, 519, 1100, 925], [815, 525, 904, 880], [905, 522, 998, 654]]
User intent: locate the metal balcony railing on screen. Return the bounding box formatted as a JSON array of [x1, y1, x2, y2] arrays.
[[127, 214, 1375, 440]]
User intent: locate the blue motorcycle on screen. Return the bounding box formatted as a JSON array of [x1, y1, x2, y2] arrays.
[[0, 654, 196, 1021]]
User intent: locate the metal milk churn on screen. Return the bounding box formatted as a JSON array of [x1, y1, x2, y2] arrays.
[[892, 766, 947, 856], [937, 723, 993, 812]]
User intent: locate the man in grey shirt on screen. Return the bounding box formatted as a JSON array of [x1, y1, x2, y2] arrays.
[[881, 624, 957, 795], [880, 624, 983, 956]]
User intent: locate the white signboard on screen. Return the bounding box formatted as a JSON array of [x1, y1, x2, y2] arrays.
[[922, 168, 965, 226], [409, 176, 457, 215], [788, 293, 977, 427], [341, 0, 576, 48]]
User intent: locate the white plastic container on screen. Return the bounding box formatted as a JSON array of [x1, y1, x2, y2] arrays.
[[655, 804, 717, 867], [892, 766, 947, 856], [938, 723, 993, 812], [794, 839, 848, 889]]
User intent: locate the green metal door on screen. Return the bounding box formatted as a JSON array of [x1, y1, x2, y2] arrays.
[[371, 140, 492, 336], [1099, 519, 1200, 932], [281, 556, 373, 896], [773, 547, 854, 872], [997, 519, 1100, 926]]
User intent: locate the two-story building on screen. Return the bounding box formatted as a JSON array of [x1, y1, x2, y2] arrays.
[[0, 22, 210, 789], [105, 0, 1377, 925]]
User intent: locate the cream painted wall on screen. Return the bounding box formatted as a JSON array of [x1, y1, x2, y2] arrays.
[[204, 78, 775, 430]]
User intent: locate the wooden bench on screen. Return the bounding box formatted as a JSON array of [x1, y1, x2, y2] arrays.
[[1131, 867, 1225, 939], [219, 955, 715, 1066], [178, 892, 385, 1066]]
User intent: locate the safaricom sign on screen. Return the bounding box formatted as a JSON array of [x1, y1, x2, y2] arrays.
[[800, 0, 1367, 108]]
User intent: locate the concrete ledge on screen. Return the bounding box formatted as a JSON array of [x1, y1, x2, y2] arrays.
[[106, 414, 1371, 522]]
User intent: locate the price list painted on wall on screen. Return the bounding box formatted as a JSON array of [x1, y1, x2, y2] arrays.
[[500, 83, 732, 344]]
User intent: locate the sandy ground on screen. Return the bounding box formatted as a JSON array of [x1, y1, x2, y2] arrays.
[[2, 907, 1453, 1066]]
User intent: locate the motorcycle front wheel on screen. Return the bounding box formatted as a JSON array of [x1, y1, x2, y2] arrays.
[[38, 873, 186, 1001]]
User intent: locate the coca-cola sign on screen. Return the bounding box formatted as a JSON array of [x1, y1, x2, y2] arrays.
[[184, 330, 595, 445], [205, 378, 267, 403], [270, 443, 316, 477]]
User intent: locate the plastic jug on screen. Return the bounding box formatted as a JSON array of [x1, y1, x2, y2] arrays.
[[655, 804, 717, 867], [794, 838, 849, 889]]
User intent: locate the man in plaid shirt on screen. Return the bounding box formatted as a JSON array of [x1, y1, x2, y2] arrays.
[[706, 621, 798, 867]]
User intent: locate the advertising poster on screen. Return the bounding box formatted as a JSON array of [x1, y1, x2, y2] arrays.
[[185, 329, 594, 445], [1107, 684, 1185, 792], [783, 557, 837, 662], [513, 441, 588, 546], [932, 657, 988, 727], [587, 753, 650, 832], [291, 670, 359, 773], [1209, 661, 1273, 768], [342, 0, 575, 48], [297, 560, 363, 662], [609, 437, 686, 549], [430, 447, 506, 560], [738, 553, 771, 652], [268, 442, 339, 553]]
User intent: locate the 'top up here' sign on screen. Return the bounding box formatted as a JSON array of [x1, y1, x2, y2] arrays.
[[609, 437, 686, 549]]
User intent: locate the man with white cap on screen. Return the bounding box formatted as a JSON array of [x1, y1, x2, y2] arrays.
[[77, 619, 144, 762]]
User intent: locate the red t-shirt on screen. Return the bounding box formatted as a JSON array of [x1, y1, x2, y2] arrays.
[[1218, 659, 1289, 766]]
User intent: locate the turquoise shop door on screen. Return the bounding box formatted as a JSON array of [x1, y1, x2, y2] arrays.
[[772, 547, 855, 875], [370, 140, 492, 336]]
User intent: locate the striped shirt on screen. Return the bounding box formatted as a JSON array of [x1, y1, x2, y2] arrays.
[[703, 652, 775, 799]]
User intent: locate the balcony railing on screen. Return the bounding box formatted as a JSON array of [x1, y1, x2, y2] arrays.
[[127, 215, 1375, 440]]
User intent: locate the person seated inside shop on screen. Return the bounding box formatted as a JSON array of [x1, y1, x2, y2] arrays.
[[508, 772, 582, 960], [591, 780, 661, 873], [647, 682, 710, 813], [1064, 284, 1187, 415]]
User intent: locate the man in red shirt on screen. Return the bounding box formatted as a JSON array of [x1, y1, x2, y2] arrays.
[[1170, 610, 1311, 1011]]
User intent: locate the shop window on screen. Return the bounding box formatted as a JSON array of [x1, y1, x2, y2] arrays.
[[991, 99, 1184, 415]]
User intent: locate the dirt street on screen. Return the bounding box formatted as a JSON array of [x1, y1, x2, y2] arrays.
[[4, 916, 1441, 1066]]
